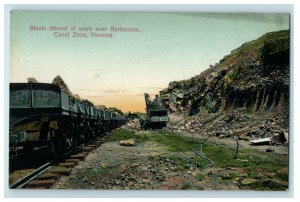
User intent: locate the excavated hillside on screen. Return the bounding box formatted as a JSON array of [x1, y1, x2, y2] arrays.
[[160, 30, 289, 139]]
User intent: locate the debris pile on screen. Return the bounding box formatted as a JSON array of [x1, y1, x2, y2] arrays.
[[122, 118, 141, 131], [73, 94, 81, 100], [167, 118, 203, 133], [167, 109, 288, 146], [27, 77, 38, 83], [52, 75, 72, 95]]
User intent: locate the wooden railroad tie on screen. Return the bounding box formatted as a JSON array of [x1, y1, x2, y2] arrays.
[[65, 158, 80, 165], [25, 186, 48, 189], [70, 154, 86, 160], [25, 179, 56, 188], [81, 147, 93, 152], [37, 173, 60, 180], [49, 167, 71, 175], [86, 144, 97, 149], [58, 162, 76, 168], [80, 151, 90, 156]]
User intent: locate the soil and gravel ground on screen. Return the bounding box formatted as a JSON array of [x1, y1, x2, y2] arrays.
[[9, 169, 35, 185], [53, 121, 288, 190]]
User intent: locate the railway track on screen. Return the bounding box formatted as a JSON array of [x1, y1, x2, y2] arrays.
[[10, 137, 105, 189]]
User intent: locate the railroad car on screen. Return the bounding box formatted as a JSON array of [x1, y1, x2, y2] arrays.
[[141, 93, 169, 129]]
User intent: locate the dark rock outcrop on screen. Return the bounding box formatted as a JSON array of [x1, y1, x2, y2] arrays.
[[160, 30, 289, 118]]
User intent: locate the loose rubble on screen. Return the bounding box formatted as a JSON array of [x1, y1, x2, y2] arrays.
[[52, 75, 72, 95], [27, 77, 38, 83], [166, 109, 288, 148], [121, 118, 141, 131]]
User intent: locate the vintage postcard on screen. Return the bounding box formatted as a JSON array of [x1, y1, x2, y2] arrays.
[[9, 11, 289, 191]]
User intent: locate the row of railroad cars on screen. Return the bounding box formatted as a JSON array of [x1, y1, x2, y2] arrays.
[[9, 83, 127, 157]]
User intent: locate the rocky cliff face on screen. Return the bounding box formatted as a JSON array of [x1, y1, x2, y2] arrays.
[[160, 30, 289, 118]]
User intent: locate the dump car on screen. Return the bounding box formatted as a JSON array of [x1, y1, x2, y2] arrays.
[[141, 93, 169, 129]]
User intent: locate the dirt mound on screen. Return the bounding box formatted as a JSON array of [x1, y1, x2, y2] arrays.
[[27, 77, 38, 83], [52, 75, 72, 95]]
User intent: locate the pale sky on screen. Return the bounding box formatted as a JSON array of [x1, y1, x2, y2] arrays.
[[10, 12, 289, 112]]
